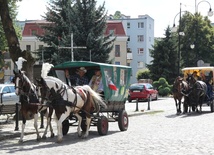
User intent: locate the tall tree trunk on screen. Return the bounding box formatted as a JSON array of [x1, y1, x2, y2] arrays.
[[0, 0, 35, 81]]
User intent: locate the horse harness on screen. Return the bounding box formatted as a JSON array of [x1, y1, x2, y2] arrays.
[[52, 84, 89, 110]]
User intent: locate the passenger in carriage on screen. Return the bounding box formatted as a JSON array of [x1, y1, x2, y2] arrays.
[[89, 69, 104, 97], [193, 71, 200, 80], [199, 72, 206, 81], [65, 67, 89, 86]]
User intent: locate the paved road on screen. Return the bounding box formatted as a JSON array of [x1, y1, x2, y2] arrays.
[[1, 97, 214, 155]]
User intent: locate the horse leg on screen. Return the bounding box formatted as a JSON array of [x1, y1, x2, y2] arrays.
[[19, 117, 26, 143], [82, 116, 91, 138], [75, 113, 83, 137], [42, 108, 54, 139], [178, 100, 182, 114], [48, 108, 54, 138], [56, 111, 70, 143], [33, 113, 41, 141], [174, 99, 179, 114]]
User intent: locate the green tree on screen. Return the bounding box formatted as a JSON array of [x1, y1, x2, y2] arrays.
[[0, 0, 32, 78], [176, 12, 214, 68], [147, 26, 177, 84], [38, 0, 114, 65], [113, 11, 122, 19], [136, 69, 151, 80]]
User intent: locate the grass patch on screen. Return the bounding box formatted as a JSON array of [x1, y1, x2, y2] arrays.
[[145, 110, 164, 115]]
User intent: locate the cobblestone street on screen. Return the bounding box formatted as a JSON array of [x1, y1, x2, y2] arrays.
[[1, 97, 214, 155]]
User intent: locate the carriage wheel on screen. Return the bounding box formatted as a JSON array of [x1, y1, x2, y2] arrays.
[[118, 110, 129, 131], [62, 119, 69, 135], [210, 100, 214, 112], [97, 116, 108, 135]]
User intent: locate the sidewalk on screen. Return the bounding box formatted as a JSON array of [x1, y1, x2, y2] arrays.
[[0, 98, 167, 141]]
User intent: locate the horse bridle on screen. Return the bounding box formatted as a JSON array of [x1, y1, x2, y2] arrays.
[[15, 72, 38, 102], [37, 83, 52, 105]]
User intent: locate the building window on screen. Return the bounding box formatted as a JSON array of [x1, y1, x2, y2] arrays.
[[127, 62, 130, 66], [149, 37, 151, 42], [138, 61, 144, 68], [137, 35, 144, 42], [127, 22, 130, 28], [138, 48, 144, 54], [39, 45, 43, 49], [31, 30, 37, 36], [149, 24, 151, 29], [115, 61, 120, 65], [26, 45, 31, 51], [138, 22, 144, 28], [115, 45, 120, 57], [109, 29, 115, 35], [127, 36, 130, 41]]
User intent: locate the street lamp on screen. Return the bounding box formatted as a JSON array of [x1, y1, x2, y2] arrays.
[[196, 0, 213, 16], [172, 3, 182, 75], [172, 1, 213, 73]]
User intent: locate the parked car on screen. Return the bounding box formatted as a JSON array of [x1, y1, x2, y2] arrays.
[[127, 83, 158, 102], [0, 84, 19, 104]]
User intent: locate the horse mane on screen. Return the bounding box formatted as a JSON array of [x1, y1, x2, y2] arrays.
[[44, 76, 69, 90], [21, 71, 37, 93], [41, 63, 54, 78]]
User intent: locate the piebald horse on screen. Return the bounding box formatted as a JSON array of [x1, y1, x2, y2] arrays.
[[36, 63, 107, 143], [13, 69, 54, 143]]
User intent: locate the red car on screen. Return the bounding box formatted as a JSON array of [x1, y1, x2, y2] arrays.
[[127, 83, 158, 102]]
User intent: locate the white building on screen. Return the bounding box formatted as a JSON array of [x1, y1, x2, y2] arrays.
[[109, 15, 154, 84]]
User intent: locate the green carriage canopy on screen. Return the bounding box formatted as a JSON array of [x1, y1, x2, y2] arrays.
[[52, 61, 132, 103]]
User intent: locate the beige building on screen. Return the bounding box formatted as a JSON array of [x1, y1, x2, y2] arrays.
[[18, 20, 130, 67]]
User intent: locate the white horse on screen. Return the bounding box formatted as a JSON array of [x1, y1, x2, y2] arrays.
[[36, 64, 106, 143]]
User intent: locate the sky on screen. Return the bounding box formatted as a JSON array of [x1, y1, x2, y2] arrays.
[[17, 0, 214, 38]]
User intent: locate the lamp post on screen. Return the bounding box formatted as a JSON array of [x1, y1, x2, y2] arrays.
[[195, 0, 213, 16], [172, 3, 182, 75], [178, 3, 181, 75], [172, 1, 213, 71], [194, 0, 213, 66]]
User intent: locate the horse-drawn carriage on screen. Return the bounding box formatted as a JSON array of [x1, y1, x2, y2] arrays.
[[13, 58, 132, 143], [50, 61, 132, 136], [181, 66, 214, 112]]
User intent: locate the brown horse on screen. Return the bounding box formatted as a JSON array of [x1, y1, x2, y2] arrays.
[[186, 73, 207, 113], [36, 76, 107, 143], [13, 70, 54, 143], [172, 76, 189, 114]]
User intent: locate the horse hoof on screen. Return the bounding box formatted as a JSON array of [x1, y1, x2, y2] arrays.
[[50, 133, 55, 138], [56, 139, 63, 143], [42, 135, 47, 139], [18, 139, 23, 144], [37, 136, 42, 141]]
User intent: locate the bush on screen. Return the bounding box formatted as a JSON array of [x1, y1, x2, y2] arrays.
[[153, 77, 171, 96]]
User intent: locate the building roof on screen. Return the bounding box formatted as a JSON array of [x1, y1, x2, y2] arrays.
[[104, 21, 126, 36]]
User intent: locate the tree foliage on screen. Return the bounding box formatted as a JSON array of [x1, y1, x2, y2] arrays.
[[147, 26, 177, 84], [179, 12, 214, 67], [38, 0, 114, 65]]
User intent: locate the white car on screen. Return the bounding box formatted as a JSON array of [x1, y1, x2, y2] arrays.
[[0, 84, 19, 105]]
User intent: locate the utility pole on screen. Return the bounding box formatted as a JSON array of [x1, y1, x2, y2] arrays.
[[58, 33, 87, 61]]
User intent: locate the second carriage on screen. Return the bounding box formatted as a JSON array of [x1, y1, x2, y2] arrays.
[[182, 66, 214, 112], [51, 61, 132, 135]]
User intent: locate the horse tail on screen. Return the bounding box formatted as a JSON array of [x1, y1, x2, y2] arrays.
[[82, 85, 107, 111]]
